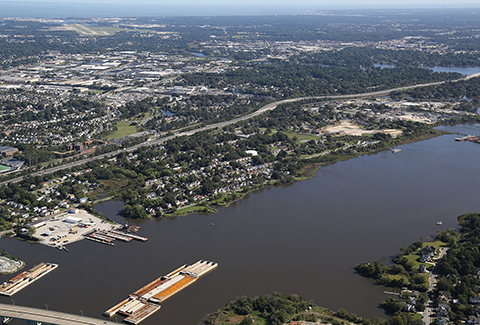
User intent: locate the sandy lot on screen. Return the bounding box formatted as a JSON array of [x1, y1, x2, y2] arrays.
[[395, 112, 437, 123], [322, 120, 402, 137], [32, 209, 119, 248], [0, 256, 24, 275]]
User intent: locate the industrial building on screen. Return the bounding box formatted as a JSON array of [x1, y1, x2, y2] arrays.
[[0, 146, 19, 157], [1, 158, 24, 170]]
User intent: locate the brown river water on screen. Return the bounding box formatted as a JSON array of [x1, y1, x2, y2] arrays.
[[1, 126, 480, 324]]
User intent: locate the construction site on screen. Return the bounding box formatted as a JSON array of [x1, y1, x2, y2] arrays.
[[0, 262, 58, 296], [104, 260, 218, 324]]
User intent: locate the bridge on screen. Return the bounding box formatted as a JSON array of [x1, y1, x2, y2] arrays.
[[0, 303, 118, 325]]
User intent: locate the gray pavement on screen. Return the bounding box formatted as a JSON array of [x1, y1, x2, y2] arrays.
[[0, 303, 117, 325]]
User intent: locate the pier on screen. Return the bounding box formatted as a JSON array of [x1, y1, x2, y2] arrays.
[[104, 260, 217, 324], [0, 303, 117, 325], [109, 230, 148, 242]]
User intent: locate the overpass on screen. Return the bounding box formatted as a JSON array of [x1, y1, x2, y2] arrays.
[[0, 303, 117, 325]]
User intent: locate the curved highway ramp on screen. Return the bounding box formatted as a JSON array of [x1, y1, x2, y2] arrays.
[[0, 303, 116, 325]]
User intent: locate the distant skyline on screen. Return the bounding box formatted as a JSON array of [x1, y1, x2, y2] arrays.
[[0, 0, 479, 18]]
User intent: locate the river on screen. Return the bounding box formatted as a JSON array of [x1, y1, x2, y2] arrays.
[[374, 64, 480, 76], [1, 125, 480, 324]]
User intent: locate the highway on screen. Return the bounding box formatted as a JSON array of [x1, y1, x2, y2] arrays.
[[0, 303, 117, 325], [1, 74, 477, 187]]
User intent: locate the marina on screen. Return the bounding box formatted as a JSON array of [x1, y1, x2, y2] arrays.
[[104, 260, 217, 324], [0, 262, 58, 296]]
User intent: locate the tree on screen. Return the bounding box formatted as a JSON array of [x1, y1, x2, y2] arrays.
[[380, 298, 404, 314], [239, 318, 253, 325]]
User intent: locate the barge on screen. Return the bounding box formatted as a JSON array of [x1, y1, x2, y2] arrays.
[[0, 262, 58, 296], [104, 260, 217, 324]]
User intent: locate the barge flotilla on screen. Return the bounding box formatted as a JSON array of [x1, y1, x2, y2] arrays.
[[104, 260, 217, 324], [0, 262, 58, 296], [455, 135, 474, 141]]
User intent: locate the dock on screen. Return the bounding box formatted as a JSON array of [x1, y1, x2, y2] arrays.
[[0, 262, 58, 296], [102, 231, 133, 242], [88, 232, 116, 245], [109, 230, 148, 242], [104, 260, 217, 324]]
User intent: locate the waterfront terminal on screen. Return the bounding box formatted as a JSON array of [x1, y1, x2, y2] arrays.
[[30, 209, 147, 249]]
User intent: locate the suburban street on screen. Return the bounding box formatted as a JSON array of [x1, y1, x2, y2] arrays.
[[422, 247, 449, 324]]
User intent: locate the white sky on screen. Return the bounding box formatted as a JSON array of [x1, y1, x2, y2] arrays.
[[4, 0, 480, 7]]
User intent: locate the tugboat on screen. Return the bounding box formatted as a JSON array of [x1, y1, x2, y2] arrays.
[[122, 223, 140, 233]]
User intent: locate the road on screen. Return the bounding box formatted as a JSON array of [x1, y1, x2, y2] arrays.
[[422, 247, 449, 325], [1, 75, 475, 187], [0, 303, 117, 325]]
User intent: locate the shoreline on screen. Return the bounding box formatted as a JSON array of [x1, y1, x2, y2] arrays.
[[113, 129, 453, 220]]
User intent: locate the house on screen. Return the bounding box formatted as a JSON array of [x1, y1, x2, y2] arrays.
[[419, 264, 429, 273], [468, 316, 480, 325], [470, 293, 480, 304], [420, 245, 436, 262], [437, 317, 448, 325], [436, 306, 449, 318], [403, 302, 415, 312]]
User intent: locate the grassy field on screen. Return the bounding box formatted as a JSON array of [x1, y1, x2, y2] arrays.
[[98, 179, 130, 190], [260, 128, 321, 144], [208, 192, 246, 207], [164, 205, 218, 217], [88, 179, 130, 200], [283, 131, 320, 143], [107, 121, 138, 140], [405, 240, 449, 269]]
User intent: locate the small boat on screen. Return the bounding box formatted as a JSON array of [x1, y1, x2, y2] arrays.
[[391, 148, 401, 154], [436, 221, 443, 225], [211, 223, 215, 226]]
